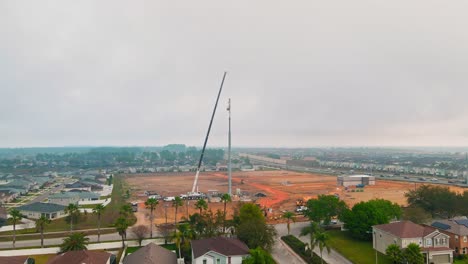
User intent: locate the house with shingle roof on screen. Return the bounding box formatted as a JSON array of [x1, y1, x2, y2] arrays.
[[431, 218, 468, 255], [47, 250, 115, 264], [373, 221, 453, 264], [49, 191, 100, 205], [0, 256, 34, 264], [123, 242, 177, 264], [191, 237, 250, 264], [17, 202, 67, 219]]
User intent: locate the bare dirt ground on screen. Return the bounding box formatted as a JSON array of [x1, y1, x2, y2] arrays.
[[125, 170, 468, 226]]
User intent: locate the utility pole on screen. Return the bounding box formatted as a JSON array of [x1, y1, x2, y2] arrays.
[[227, 98, 232, 196]]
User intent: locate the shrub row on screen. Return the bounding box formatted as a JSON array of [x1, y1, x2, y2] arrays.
[[280, 235, 327, 264]]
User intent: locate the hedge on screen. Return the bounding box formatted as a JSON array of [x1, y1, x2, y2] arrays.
[[281, 235, 327, 264]]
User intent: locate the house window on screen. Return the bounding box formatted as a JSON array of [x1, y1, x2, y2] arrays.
[[228, 257, 231, 264], [217, 259, 220, 264], [464, 236, 467, 242], [456, 235, 459, 241], [203, 260, 207, 264], [426, 239, 432, 246], [464, 248, 467, 254]]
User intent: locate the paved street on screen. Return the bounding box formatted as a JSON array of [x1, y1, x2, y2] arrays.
[[274, 222, 352, 264]]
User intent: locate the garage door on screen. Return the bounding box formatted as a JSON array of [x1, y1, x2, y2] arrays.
[[432, 254, 450, 264]]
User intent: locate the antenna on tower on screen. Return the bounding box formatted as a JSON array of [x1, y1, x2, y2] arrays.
[[227, 98, 232, 195], [191, 72, 227, 194]]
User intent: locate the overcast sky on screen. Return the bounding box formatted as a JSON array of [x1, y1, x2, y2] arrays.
[[1, 1, 468, 148]]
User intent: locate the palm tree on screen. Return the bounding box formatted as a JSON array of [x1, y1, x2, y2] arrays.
[[64, 203, 79, 231], [221, 193, 231, 233], [35, 215, 51, 248], [386, 244, 403, 264], [194, 199, 208, 215], [8, 208, 23, 249], [173, 196, 183, 228], [282, 211, 296, 235], [313, 231, 331, 264], [59, 232, 89, 252], [92, 204, 105, 243], [172, 229, 182, 258], [115, 217, 129, 248], [145, 198, 159, 238], [300, 221, 320, 258]]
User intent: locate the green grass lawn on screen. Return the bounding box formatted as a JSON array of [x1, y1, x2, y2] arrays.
[[326, 230, 393, 264]]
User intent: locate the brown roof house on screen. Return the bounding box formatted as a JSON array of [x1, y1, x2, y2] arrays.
[[0, 256, 34, 264], [432, 218, 468, 255], [123, 243, 177, 264], [191, 237, 250, 264], [47, 250, 116, 264], [373, 221, 453, 264]]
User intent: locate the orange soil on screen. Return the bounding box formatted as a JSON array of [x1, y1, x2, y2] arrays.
[[125, 170, 468, 226]]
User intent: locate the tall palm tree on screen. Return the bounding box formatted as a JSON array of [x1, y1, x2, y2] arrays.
[[194, 199, 208, 215], [36, 215, 51, 248], [314, 231, 331, 264], [172, 229, 182, 258], [145, 198, 159, 238], [300, 221, 320, 258], [282, 211, 296, 235], [173, 196, 183, 228], [59, 232, 89, 252], [8, 208, 23, 249], [92, 204, 105, 242], [220, 193, 231, 233], [64, 203, 79, 231], [115, 217, 129, 248]]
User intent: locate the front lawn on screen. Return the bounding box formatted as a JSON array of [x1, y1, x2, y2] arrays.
[[326, 230, 393, 264]]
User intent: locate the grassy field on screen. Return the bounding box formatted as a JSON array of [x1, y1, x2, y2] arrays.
[[326, 230, 393, 264]]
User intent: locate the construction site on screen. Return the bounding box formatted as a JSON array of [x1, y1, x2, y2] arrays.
[[125, 170, 468, 227]]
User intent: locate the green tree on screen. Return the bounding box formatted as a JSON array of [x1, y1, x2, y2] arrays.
[[173, 196, 183, 228], [194, 199, 208, 215], [64, 203, 80, 231], [35, 215, 51, 248], [221, 193, 232, 233], [341, 199, 401, 240], [115, 217, 129, 248], [242, 247, 276, 264], [237, 203, 276, 251], [92, 204, 105, 243], [282, 211, 295, 235], [300, 221, 320, 258], [386, 244, 403, 264], [403, 243, 424, 264], [402, 206, 432, 224], [145, 198, 159, 238], [405, 185, 461, 218], [8, 208, 23, 249], [120, 204, 133, 217], [59, 232, 89, 252], [305, 195, 348, 225], [314, 231, 331, 264]]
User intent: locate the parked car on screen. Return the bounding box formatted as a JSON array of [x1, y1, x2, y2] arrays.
[[163, 196, 175, 202]]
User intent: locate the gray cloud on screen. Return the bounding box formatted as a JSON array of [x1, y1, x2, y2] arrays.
[[1, 0, 468, 147]]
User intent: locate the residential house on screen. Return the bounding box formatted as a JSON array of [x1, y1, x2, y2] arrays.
[[0, 256, 34, 264], [64, 181, 92, 192], [432, 219, 468, 255], [49, 191, 100, 206], [17, 202, 67, 219], [373, 221, 453, 264], [191, 237, 250, 264], [123, 242, 177, 264], [47, 250, 116, 264]]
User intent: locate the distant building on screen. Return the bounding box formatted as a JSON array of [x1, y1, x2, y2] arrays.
[[337, 175, 375, 187], [191, 237, 250, 264], [17, 202, 67, 219]]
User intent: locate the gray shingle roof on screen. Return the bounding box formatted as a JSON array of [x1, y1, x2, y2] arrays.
[[123, 243, 177, 264], [191, 237, 250, 259], [17, 202, 66, 213]]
